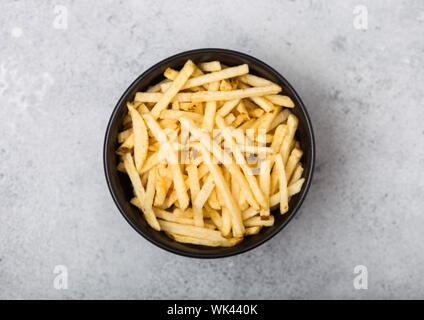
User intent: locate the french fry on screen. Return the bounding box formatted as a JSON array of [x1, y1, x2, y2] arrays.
[[191, 84, 281, 102], [199, 145, 245, 237], [239, 74, 277, 87], [285, 147, 303, 183], [259, 158, 272, 218], [186, 165, 203, 227], [275, 154, 288, 214], [215, 116, 268, 209], [159, 220, 242, 244], [144, 114, 189, 209], [160, 109, 203, 123], [265, 95, 294, 108], [245, 226, 262, 236], [199, 61, 222, 72], [244, 215, 274, 227], [135, 92, 192, 103], [217, 99, 241, 117], [127, 103, 149, 172], [201, 81, 220, 132], [123, 153, 160, 230], [150, 60, 195, 119], [289, 164, 304, 186], [280, 114, 298, 165], [167, 232, 241, 247], [180, 117, 259, 210]]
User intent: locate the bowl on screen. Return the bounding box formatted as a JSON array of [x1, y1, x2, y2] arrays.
[[104, 48, 315, 258]]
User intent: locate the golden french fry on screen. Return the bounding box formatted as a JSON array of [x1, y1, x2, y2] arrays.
[[199, 61, 222, 72], [245, 226, 262, 236], [239, 74, 277, 87], [275, 154, 288, 214], [285, 147, 303, 183], [150, 60, 195, 119], [201, 81, 220, 132], [244, 215, 274, 227], [265, 95, 294, 108], [199, 145, 245, 237], [123, 153, 160, 230], [289, 164, 304, 186], [127, 103, 149, 172], [191, 84, 281, 102]]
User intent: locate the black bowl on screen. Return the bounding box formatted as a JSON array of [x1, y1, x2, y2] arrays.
[[104, 48, 315, 258]]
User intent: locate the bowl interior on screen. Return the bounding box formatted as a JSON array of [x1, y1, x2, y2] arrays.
[[104, 49, 314, 258]]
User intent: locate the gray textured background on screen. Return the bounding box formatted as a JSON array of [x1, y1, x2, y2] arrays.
[[1, 0, 423, 299]]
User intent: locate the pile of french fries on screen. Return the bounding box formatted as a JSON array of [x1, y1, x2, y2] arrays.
[[116, 60, 305, 247]]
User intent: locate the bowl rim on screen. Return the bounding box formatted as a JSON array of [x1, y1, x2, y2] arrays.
[[104, 48, 315, 258]]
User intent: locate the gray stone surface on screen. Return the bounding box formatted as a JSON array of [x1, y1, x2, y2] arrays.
[[0, 0, 423, 299]]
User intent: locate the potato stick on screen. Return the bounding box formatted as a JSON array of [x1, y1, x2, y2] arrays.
[[216, 116, 268, 209], [216, 189, 232, 237], [280, 114, 299, 165], [270, 178, 305, 207], [199, 61, 222, 72], [144, 114, 189, 209], [259, 158, 272, 218], [242, 207, 259, 220], [202, 81, 220, 132], [257, 107, 282, 133], [199, 145, 245, 237], [139, 151, 162, 174], [244, 215, 274, 227], [191, 84, 281, 102], [145, 167, 157, 209], [239, 84, 276, 113], [184, 64, 248, 89], [127, 104, 149, 171], [269, 109, 291, 131], [150, 60, 195, 119], [164, 67, 179, 80], [123, 153, 160, 230], [239, 74, 277, 87], [239, 118, 257, 130], [167, 232, 221, 246], [161, 64, 248, 91], [233, 114, 247, 128], [197, 163, 209, 180], [275, 154, 288, 214], [187, 165, 203, 227], [220, 79, 233, 91], [271, 124, 288, 153], [217, 99, 240, 117], [160, 109, 203, 123], [289, 164, 304, 186], [206, 208, 223, 231], [159, 220, 240, 243], [173, 208, 211, 219], [236, 100, 249, 118], [118, 128, 133, 143], [245, 226, 262, 236], [180, 117, 259, 209], [224, 113, 236, 125], [285, 147, 303, 183], [265, 95, 294, 108], [167, 232, 241, 247], [249, 108, 265, 118], [194, 175, 215, 209], [207, 188, 221, 210], [135, 92, 193, 103], [116, 134, 134, 155]]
